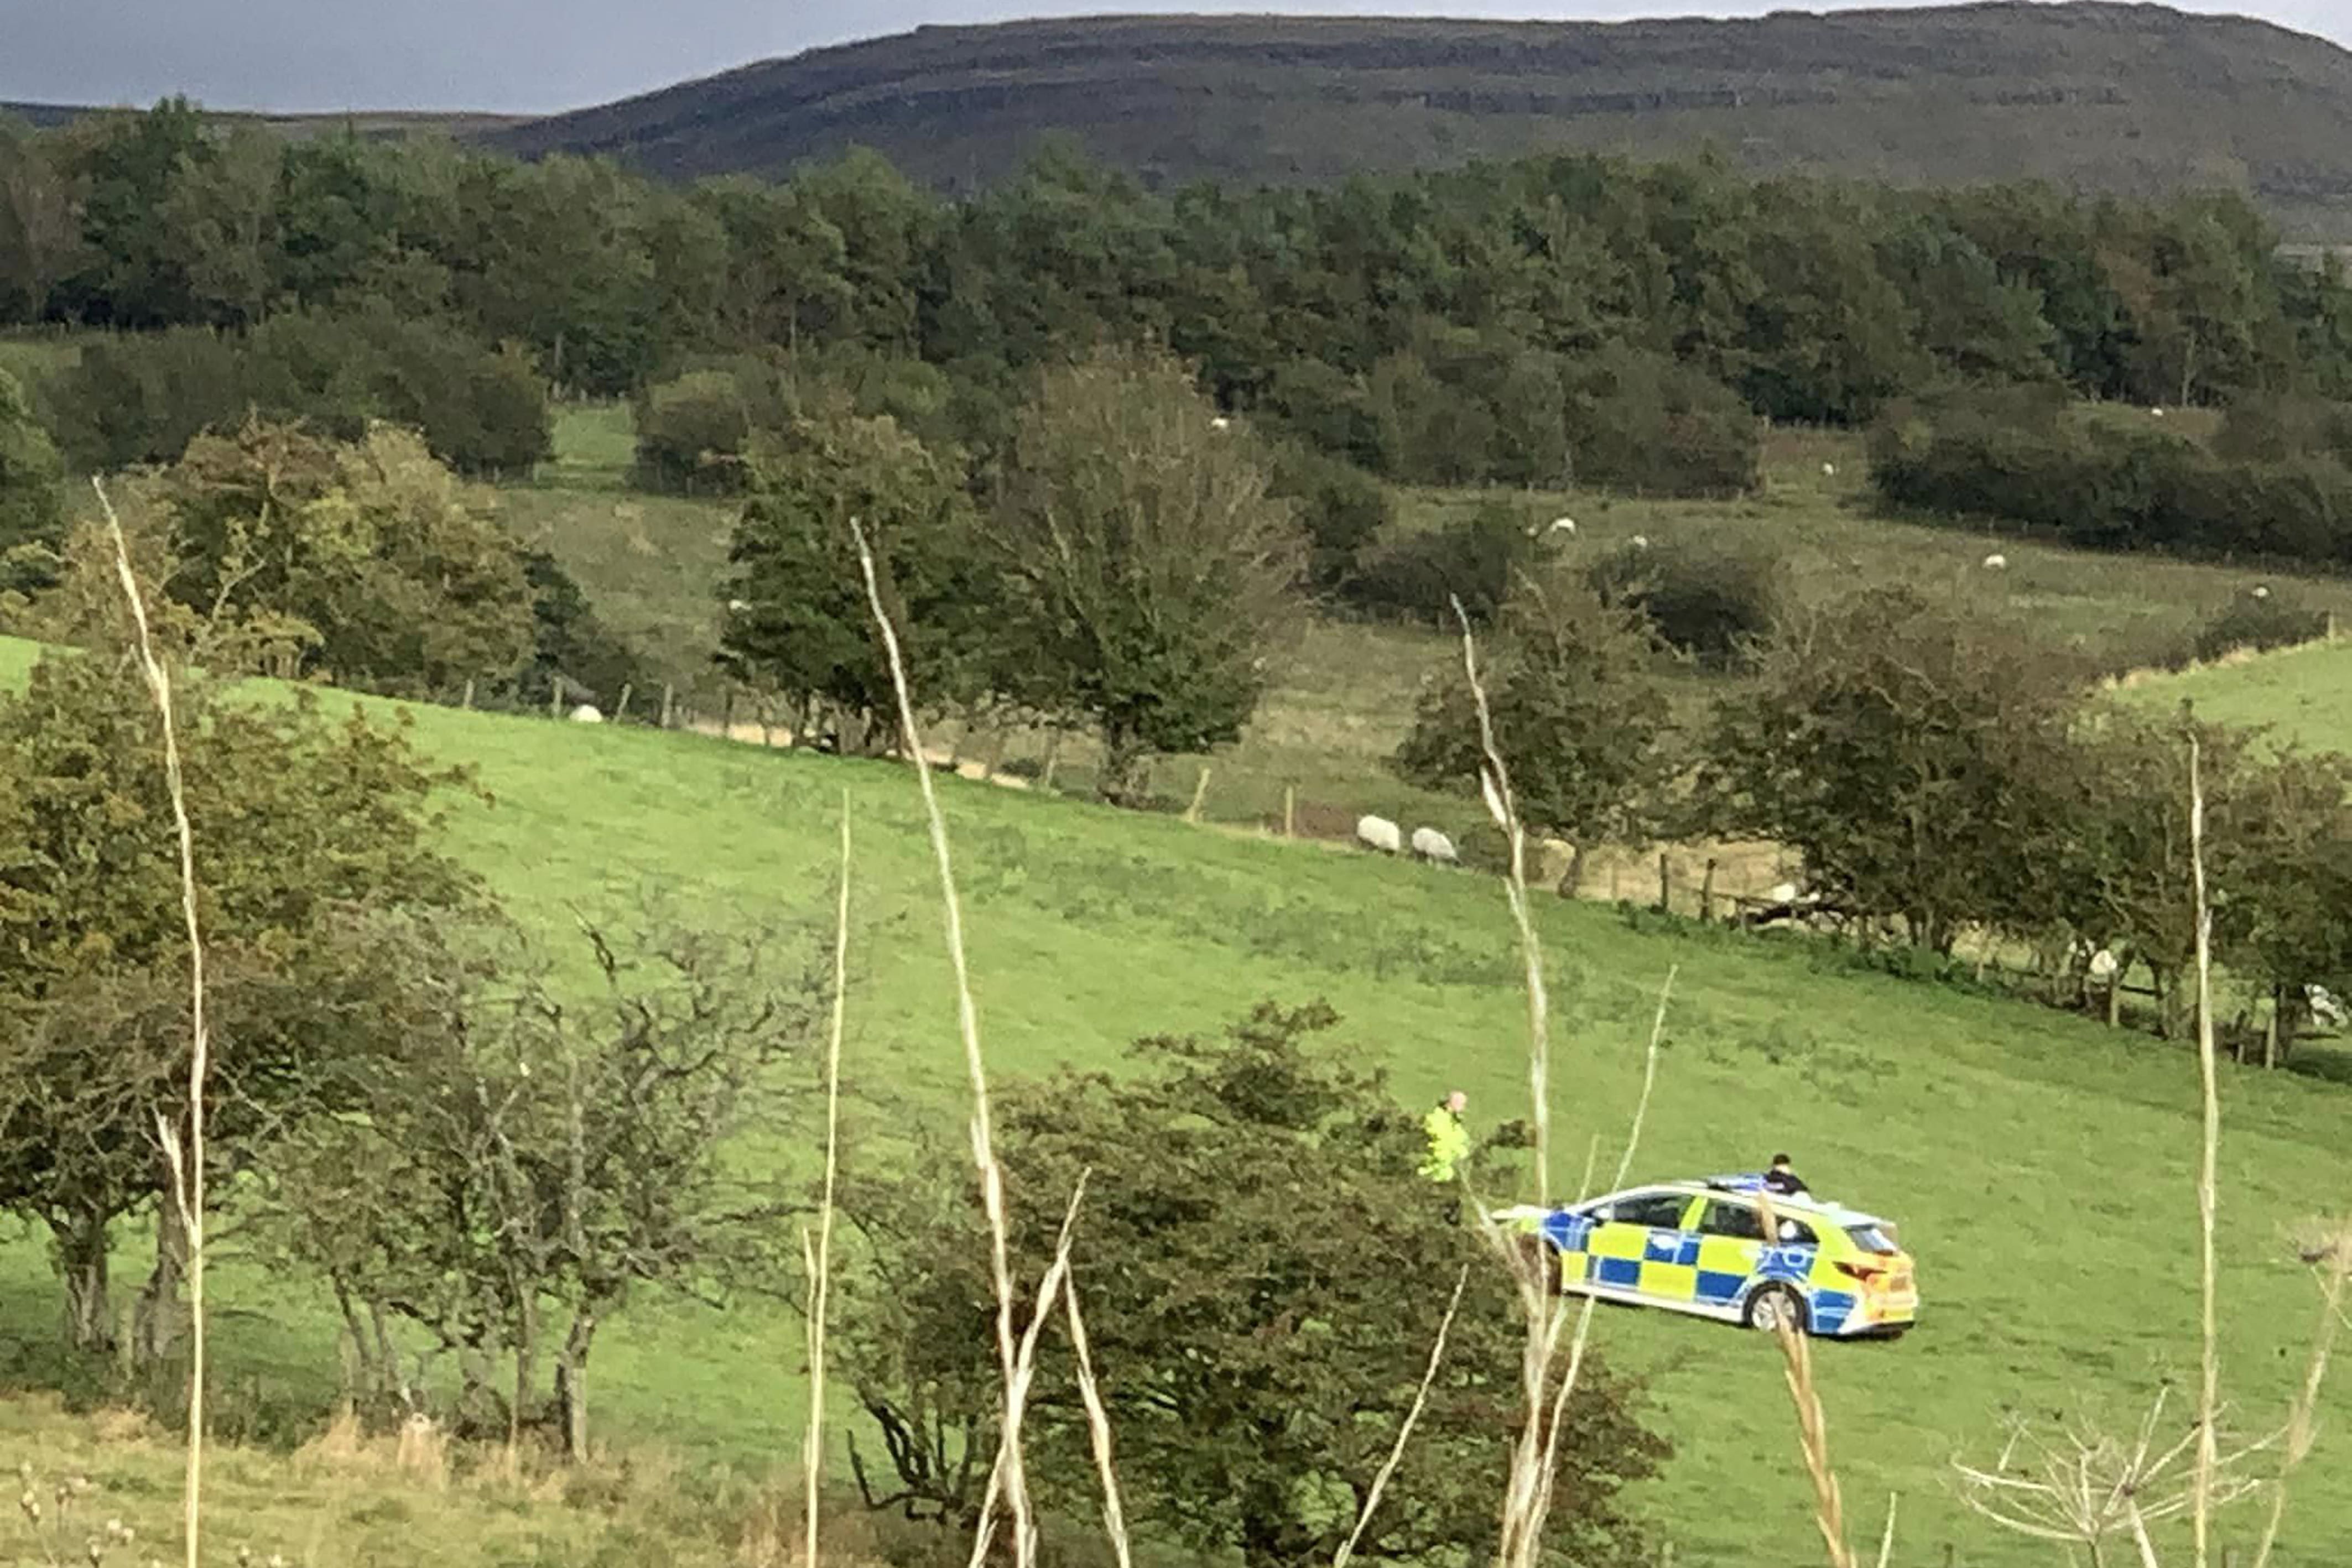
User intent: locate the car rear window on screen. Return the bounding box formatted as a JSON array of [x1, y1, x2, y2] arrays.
[[1845, 1223, 1900, 1255]]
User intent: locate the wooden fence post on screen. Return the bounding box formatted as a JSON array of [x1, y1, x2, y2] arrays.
[[1699, 857, 1718, 923], [1657, 851, 1671, 914], [460, 677, 475, 711], [548, 676, 563, 720], [1282, 784, 1296, 840], [660, 683, 675, 730], [1184, 766, 1213, 824], [721, 686, 736, 740], [615, 683, 633, 723]]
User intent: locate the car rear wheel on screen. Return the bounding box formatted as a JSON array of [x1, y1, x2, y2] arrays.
[[1744, 1283, 1810, 1336]]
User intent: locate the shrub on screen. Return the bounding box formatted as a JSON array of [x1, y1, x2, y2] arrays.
[[2190, 588, 2330, 662], [1562, 346, 1760, 497], [635, 366, 769, 494], [2213, 393, 2352, 466], [0, 367, 64, 594], [1587, 532, 1788, 669], [1338, 499, 1531, 627], [44, 311, 553, 477], [1268, 442, 1392, 596]]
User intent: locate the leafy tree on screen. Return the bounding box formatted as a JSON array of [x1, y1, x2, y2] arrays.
[[1705, 584, 2083, 952], [0, 645, 477, 1358], [1268, 442, 1393, 597], [518, 550, 651, 713], [1340, 500, 1532, 628], [265, 914, 808, 1453], [839, 1002, 1666, 1567], [0, 121, 77, 324], [988, 350, 1306, 803], [1395, 577, 1678, 893], [157, 420, 538, 695], [0, 366, 65, 595], [1560, 346, 1758, 497], [1586, 533, 1786, 670], [719, 408, 992, 752]]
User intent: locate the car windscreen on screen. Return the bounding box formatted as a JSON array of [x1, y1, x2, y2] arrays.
[[1844, 1223, 1900, 1256]]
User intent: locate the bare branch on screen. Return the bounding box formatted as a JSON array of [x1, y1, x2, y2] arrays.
[[98, 475, 210, 1568], [804, 793, 853, 1568], [853, 517, 1039, 1568]]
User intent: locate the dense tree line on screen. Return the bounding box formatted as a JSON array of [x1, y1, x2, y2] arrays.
[[10, 105, 2352, 503], [1871, 387, 2352, 571]]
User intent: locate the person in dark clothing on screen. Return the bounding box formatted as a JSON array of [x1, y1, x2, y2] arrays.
[[1761, 1152, 1809, 1196]]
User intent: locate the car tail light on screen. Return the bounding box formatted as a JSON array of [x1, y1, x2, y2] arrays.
[[1835, 1260, 1887, 1289]]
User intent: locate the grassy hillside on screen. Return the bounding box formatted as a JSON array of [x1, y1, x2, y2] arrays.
[[485, 4, 2352, 238], [508, 408, 2352, 877], [1, 631, 2345, 1565], [2116, 635, 2352, 753]]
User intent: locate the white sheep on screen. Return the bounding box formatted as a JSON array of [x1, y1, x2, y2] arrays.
[[1355, 814, 1403, 855], [2308, 984, 2347, 1029], [1210, 415, 1232, 431], [1822, 461, 1838, 478], [1546, 516, 1577, 538], [2150, 407, 2167, 418], [1767, 881, 1800, 905], [1982, 553, 2008, 570], [2252, 585, 2272, 601], [2086, 947, 2120, 984], [569, 704, 605, 724], [1410, 826, 1459, 864], [1630, 534, 1650, 549]]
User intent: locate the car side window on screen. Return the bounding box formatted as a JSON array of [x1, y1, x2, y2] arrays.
[[1773, 1217, 1818, 1246], [1610, 1194, 1694, 1230], [1697, 1199, 1765, 1241]]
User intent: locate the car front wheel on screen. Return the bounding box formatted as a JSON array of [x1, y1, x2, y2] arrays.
[[1744, 1283, 1810, 1336]]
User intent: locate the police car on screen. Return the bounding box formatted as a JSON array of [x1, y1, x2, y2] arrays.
[[1498, 1174, 1918, 1338]]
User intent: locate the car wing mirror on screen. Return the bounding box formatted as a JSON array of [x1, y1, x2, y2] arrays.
[[1592, 1205, 1616, 1223]]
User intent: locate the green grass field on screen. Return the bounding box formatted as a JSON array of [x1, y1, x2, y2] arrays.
[[2117, 637, 2352, 757], [2, 632, 2345, 1566]]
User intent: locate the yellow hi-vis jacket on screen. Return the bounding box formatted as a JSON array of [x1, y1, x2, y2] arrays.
[[1419, 1105, 1470, 1182]]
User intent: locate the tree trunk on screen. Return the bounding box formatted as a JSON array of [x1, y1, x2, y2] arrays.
[[1097, 730, 1151, 807], [512, 1295, 539, 1454], [134, 1215, 188, 1372], [53, 1207, 113, 1353], [1555, 843, 1588, 899], [554, 1310, 597, 1461]]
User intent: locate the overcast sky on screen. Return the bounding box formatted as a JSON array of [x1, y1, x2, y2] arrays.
[[2, 1, 2347, 116]]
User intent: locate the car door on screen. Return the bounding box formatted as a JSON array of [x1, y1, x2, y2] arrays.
[[1693, 1197, 1770, 1312], [1583, 1191, 1700, 1299]]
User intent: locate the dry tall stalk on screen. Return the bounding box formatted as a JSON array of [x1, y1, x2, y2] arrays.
[[964, 1179, 1090, 1568], [2250, 1218, 2352, 1568], [1063, 1278, 1134, 1568], [1755, 1190, 1854, 1568], [95, 476, 209, 1568], [1447, 598, 1679, 1568], [852, 518, 1038, 1568], [2187, 732, 2220, 1568], [803, 794, 853, 1568], [1333, 1265, 1470, 1568]]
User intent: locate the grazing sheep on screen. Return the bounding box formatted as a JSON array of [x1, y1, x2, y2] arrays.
[[1630, 534, 1650, 549], [569, 704, 605, 724], [1356, 814, 1403, 855], [1767, 881, 1800, 905], [2150, 407, 2166, 418], [2252, 585, 2272, 600], [1982, 553, 2008, 570], [1410, 826, 1459, 864], [1546, 516, 1577, 538], [726, 598, 752, 613], [2308, 984, 2347, 1030], [1210, 415, 1232, 431], [1822, 461, 1838, 477], [2086, 947, 2120, 984]]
